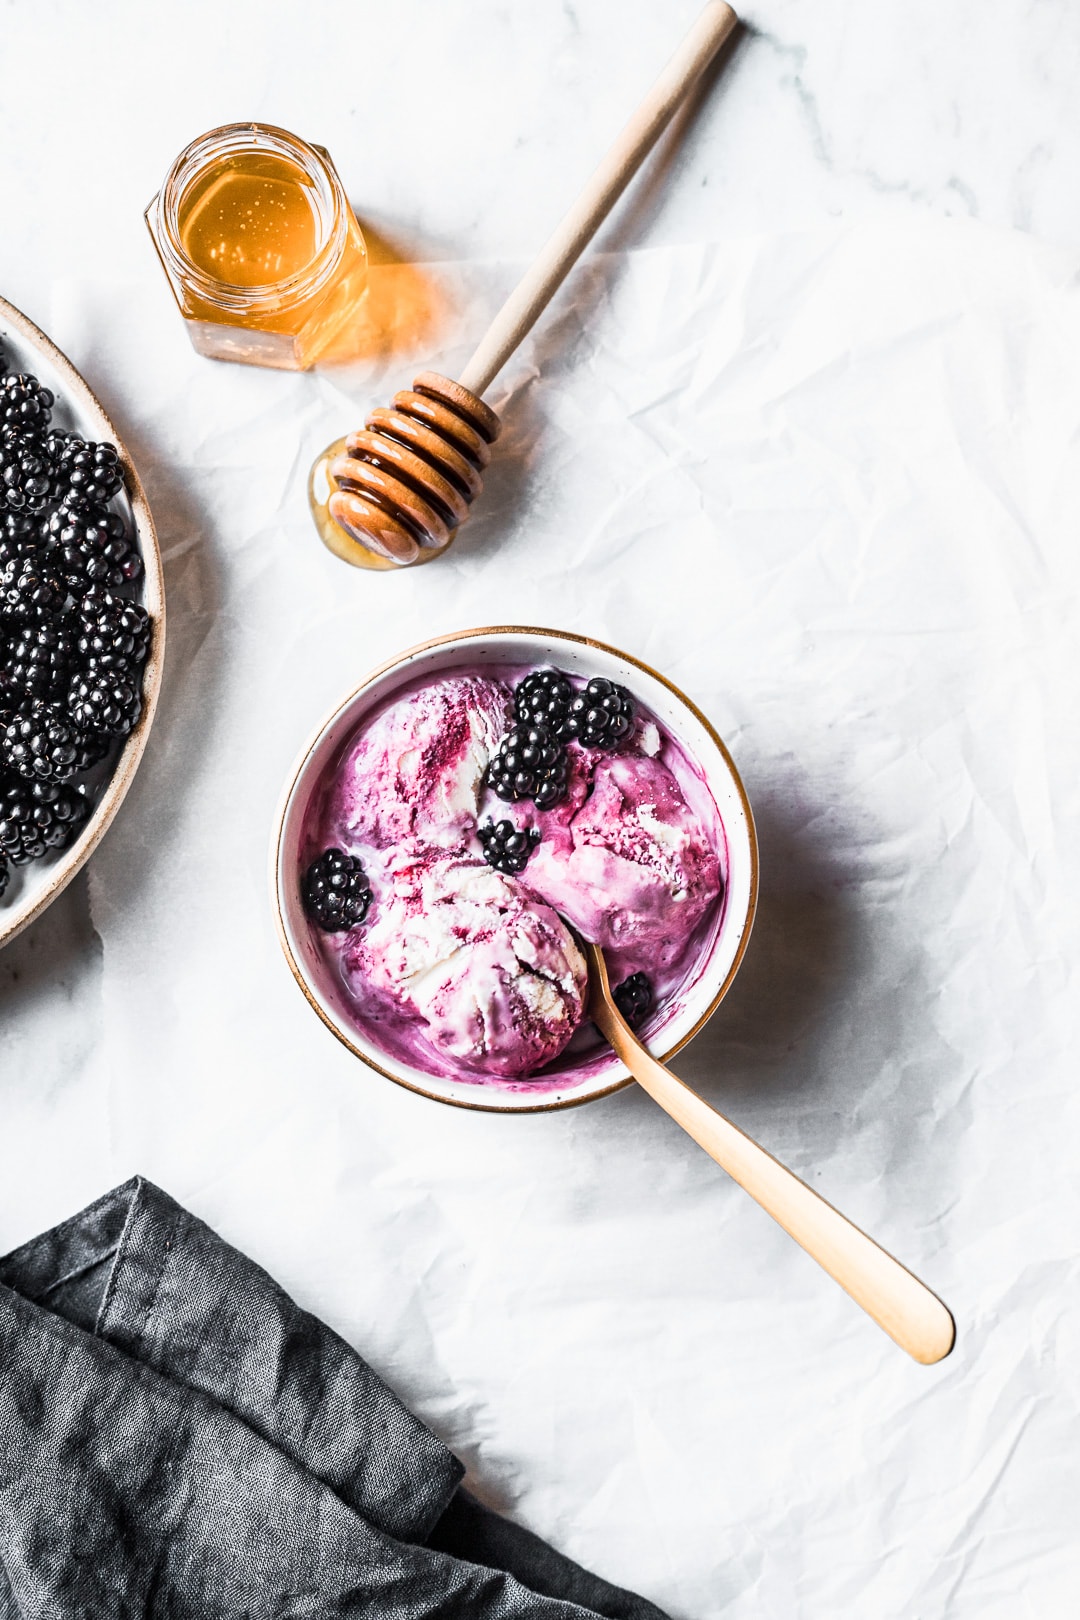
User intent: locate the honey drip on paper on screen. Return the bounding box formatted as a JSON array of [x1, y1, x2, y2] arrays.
[[178, 150, 320, 286]]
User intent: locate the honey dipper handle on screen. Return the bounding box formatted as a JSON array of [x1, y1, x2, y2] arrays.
[[457, 1, 739, 397], [587, 948, 956, 1365]]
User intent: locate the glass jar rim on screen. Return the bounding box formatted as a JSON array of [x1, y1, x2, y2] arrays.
[[154, 121, 349, 312]]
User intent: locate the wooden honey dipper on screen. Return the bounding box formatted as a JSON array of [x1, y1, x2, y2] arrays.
[[311, 1, 738, 570]]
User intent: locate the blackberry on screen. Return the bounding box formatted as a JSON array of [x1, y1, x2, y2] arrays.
[[514, 668, 573, 732], [0, 510, 49, 569], [1, 700, 84, 782], [0, 852, 7, 900], [4, 616, 77, 699], [0, 429, 54, 513], [0, 776, 89, 865], [75, 587, 150, 666], [0, 373, 54, 435], [68, 664, 141, 737], [45, 432, 124, 505], [613, 972, 653, 1029], [487, 724, 569, 809], [560, 677, 635, 750], [477, 818, 540, 875], [0, 555, 68, 622], [302, 848, 371, 932], [46, 496, 142, 592]]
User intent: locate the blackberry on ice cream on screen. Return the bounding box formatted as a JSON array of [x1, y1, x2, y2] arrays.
[[478, 817, 540, 875], [303, 848, 372, 933], [487, 722, 569, 809], [560, 676, 635, 749]]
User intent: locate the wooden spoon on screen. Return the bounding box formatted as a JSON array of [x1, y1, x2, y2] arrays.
[[585, 942, 956, 1364], [313, 1, 740, 569]]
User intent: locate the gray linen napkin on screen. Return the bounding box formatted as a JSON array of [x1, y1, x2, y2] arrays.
[[0, 1177, 668, 1619]]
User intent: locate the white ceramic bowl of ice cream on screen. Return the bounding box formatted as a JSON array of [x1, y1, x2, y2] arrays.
[[272, 627, 758, 1113]]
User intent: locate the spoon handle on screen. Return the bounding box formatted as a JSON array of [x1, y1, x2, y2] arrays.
[[592, 995, 955, 1364]]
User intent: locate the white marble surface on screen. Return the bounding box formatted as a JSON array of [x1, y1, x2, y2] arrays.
[[2, 4, 1079, 1617]]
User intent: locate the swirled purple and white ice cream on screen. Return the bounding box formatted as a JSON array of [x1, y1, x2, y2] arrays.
[[301, 666, 724, 1085]]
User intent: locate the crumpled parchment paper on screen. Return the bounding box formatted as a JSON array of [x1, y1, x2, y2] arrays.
[[9, 218, 1079, 1617]]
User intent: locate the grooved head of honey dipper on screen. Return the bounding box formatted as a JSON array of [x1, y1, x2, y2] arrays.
[[314, 374, 501, 570], [412, 372, 501, 445]]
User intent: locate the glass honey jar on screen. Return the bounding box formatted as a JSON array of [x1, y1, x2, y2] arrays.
[[146, 122, 368, 370]]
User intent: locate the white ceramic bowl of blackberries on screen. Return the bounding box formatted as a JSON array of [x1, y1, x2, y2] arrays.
[[273, 626, 758, 1113], [0, 295, 164, 947]]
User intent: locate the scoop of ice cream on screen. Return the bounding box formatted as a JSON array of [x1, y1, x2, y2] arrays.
[[526, 751, 721, 966], [344, 847, 587, 1077], [327, 675, 510, 852]]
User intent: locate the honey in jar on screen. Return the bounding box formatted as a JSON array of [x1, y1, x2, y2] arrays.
[[146, 123, 368, 370]]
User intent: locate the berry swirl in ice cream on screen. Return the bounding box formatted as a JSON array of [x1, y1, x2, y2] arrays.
[[329, 673, 510, 851], [343, 846, 586, 1078], [301, 665, 725, 1086]]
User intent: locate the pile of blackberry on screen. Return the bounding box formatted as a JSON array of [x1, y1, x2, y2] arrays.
[[486, 668, 637, 814], [0, 356, 150, 902]]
